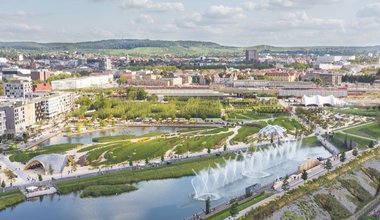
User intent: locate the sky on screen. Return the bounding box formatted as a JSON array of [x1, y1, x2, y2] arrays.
[[1, 0, 380, 46]]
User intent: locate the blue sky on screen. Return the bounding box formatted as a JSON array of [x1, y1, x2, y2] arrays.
[[0, 0, 380, 46]]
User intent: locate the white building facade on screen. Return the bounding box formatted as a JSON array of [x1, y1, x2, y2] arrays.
[[51, 75, 112, 90], [4, 80, 33, 98]]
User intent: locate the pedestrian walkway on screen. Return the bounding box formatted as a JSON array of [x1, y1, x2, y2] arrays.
[[0, 154, 28, 182]]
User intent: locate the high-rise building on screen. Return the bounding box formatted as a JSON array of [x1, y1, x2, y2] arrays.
[[245, 50, 258, 63]]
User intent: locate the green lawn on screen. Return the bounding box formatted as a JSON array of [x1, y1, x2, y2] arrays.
[[175, 132, 233, 154], [227, 111, 272, 120], [231, 125, 264, 143], [329, 107, 379, 117], [80, 185, 137, 198], [268, 117, 304, 133], [9, 143, 82, 163], [329, 132, 371, 152], [206, 193, 272, 220], [92, 132, 167, 143], [55, 154, 236, 195], [200, 128, 229, 135], [343, 123, 380, 140], [0, 190, 25, 211], [104, 138, 179, 164]]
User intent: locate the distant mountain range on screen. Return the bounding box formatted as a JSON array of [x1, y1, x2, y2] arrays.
[[0, 39, 379, 56]]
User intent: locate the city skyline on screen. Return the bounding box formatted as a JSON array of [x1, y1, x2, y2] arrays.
[[1, 0, 380, 46]]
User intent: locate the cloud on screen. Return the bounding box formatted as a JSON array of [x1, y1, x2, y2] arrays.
[[357, 3, 380, 18], [242, 0, 343, 10], [256, 11, 345, 32], [120, 0, 184, 12], [204, 5, 244, 19], [133, 15, 155, 24], [0, 11, 39, 20]]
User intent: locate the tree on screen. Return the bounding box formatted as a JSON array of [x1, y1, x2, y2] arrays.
[[325, 159, 333, 171], [353, 148, 358, 156], [1, 180, 5, 191], [48, 164, 54, 175], [301, 170, 308, 181], [229, 202, 239, 217], [349, 139, 353, 150], [344, 134, 348, 149], [376, 112, 380, 127], [4, 169, 17, 185], [282, 174, 290, 191], [38, 174, 43, 181], [22, 132, 29, 143], [369, 140, 375, 149], [340, 152, 346, 162], [205, 196, 211, 215]]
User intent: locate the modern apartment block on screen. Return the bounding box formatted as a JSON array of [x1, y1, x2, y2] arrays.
[[0, 103, 27, 134], [40, 92, 75, 118], [0, 110, 6, 136], [245, 50, 258, 63], [4, 80, 33, 98]]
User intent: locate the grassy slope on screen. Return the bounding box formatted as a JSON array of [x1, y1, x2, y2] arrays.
[[55, 154, 236, 194], [80, 185, 137, 198], [329, 133, 370, 152], [231, 126, 264, 143], [206, 193, 272, 220], [9, 143, 82, 163], [343, 123, 380, 140], [0, 190, 25, 211]]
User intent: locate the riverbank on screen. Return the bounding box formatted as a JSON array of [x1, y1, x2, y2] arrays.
[[55, 154, 233, 195], [66, 123, 222, 137]]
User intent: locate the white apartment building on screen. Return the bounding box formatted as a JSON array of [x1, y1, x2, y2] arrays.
[[1, 103, 27, 134], [40, 92, 75, 118], [4, 80, 33, 98], [0, 110, 6, 136], [51, 75, 112, 90]]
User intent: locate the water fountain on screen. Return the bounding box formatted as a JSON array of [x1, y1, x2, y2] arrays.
[[191, 138, 303, 201]]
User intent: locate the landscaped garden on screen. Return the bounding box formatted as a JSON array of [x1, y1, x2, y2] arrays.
[[343, 123, 380, 140]]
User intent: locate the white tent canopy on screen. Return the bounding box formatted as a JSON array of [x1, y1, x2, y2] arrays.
[[301, 95, 345, 107]]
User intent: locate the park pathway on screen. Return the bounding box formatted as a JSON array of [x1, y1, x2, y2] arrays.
[[0, 154, 28, 182]]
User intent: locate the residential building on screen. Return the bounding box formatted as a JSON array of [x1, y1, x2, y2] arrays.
[[4, 80, 33, 98], [51, 75, 111, 90], [31, 69, 50, 81], [40, 92, 75, 118], [0, 103, 27, 134], [245, 50, 258, 63], [319, 73, 342, 86], [0, 110, 6, 136], [265, 72, 296, 82]]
